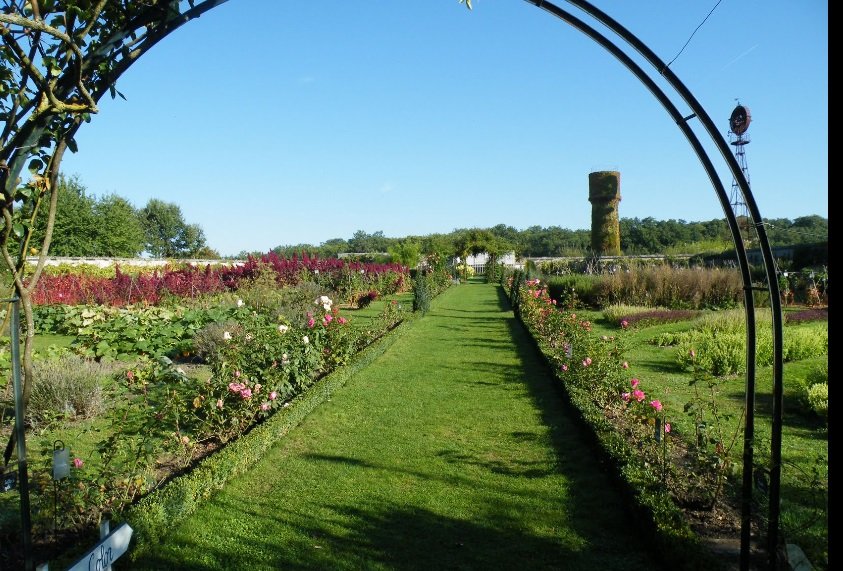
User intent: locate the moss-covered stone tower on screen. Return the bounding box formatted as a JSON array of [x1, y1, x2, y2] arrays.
[[588, 171, 622, 256]]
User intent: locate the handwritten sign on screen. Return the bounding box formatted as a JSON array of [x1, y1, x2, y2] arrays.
[[66, 523, 133, 571]]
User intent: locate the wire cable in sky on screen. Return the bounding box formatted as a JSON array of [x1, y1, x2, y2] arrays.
[[666, 0, 724, 68], [760, 222, 829, 240]]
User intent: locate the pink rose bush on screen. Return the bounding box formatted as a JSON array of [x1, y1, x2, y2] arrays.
[[514, 277, 629, 407]]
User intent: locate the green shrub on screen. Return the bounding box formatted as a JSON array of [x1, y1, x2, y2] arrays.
[[413, 272, 434, 315], [675, 319, 827, 376], [413, 272, 432, 315], [677, 333, 746, 377], [783, 327, 828, 361], [26, 354, 119, 428], [544, 275, 601, 309], [807, 383, 828, 419], [801, 362, 829, 420], [806, 362, 828, 386]]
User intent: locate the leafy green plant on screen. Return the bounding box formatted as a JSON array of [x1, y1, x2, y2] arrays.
[[800, 362, 828, 421], [680, 349, 743, 509], [31, 357, 192, 533], [412, 272, 432, 315], [26, 353, 120, 429], [807, 383, 828, 419]]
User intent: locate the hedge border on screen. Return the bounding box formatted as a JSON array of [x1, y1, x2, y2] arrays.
[[120, 312, 419, 562], [507, 283, 730, 571]]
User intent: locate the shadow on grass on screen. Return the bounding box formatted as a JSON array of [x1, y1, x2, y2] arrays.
[[132, 283, 665, 571], [490, 286, 672, 570], [135, 498, 656, 571]]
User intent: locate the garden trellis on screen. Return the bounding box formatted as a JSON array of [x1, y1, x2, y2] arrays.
[[0, 2, 786, 569]]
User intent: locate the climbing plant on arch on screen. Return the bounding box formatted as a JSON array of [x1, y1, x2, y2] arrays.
[[1, 1, 786, 569]]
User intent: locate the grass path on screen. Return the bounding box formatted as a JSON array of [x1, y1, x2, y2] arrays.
[[132, 283, 664, 570]]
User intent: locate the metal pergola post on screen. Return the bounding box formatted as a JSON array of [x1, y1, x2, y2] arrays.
[[6, 297, 33, 570]]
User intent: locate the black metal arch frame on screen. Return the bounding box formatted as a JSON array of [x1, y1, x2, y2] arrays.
[[4, 2, 788, 569], [520, 2, 785, 569]]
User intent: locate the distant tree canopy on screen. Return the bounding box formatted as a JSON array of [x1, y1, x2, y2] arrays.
[[271, 216, 828, 262], [139, 198, 209, 258], [30, 175, 217, 259], [29, 174, 145, 257]]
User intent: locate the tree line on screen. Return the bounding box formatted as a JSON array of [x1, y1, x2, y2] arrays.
[[268, 217, 828, 261], [29, 175, 218, 259], [43, 175, 826, 262]]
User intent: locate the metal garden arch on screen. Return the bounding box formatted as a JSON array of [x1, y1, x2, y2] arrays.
[[521, 2, 785, 569], [0, 2, 787, 570]]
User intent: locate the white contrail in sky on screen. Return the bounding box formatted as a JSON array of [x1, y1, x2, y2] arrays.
[[721, 44, 760, 71]]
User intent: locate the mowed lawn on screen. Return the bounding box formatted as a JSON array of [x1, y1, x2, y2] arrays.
[[132, 283, 664, 571]]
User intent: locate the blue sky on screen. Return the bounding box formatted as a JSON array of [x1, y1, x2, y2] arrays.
[[59, 0, 828, 257]]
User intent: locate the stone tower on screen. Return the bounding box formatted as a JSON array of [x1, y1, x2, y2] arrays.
[[588, 171, 622, 256]]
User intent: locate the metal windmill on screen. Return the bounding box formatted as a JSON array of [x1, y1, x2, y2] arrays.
[[728, 102, 753, 246]]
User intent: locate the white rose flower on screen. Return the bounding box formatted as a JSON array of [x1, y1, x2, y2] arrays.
[[223, 331, 232, 341], [302, 335, 309, 345], [237, 299, 244, 307], [278, 324, 289, 334]]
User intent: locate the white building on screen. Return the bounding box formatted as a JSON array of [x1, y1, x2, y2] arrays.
[[455, 251, 522, 274]]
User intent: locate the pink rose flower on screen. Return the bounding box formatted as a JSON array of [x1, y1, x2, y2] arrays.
[[633, 389, 645, 402], [73, 458, 84, 469], [664, 423, 672, 433], [630, 378, 640, 388], [650, 400, 663, 412]]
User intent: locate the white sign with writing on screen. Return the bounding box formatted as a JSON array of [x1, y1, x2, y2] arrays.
[[66, 523, 133, 571]]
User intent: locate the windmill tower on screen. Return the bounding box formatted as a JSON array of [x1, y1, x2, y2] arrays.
[[728, 103, 753, 246]]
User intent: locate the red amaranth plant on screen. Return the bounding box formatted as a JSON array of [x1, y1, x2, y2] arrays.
[[27, 254, 410, 307]]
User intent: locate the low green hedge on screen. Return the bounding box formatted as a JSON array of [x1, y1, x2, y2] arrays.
[[511, 287, 728, 571], [120, 312, 418, 562]]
